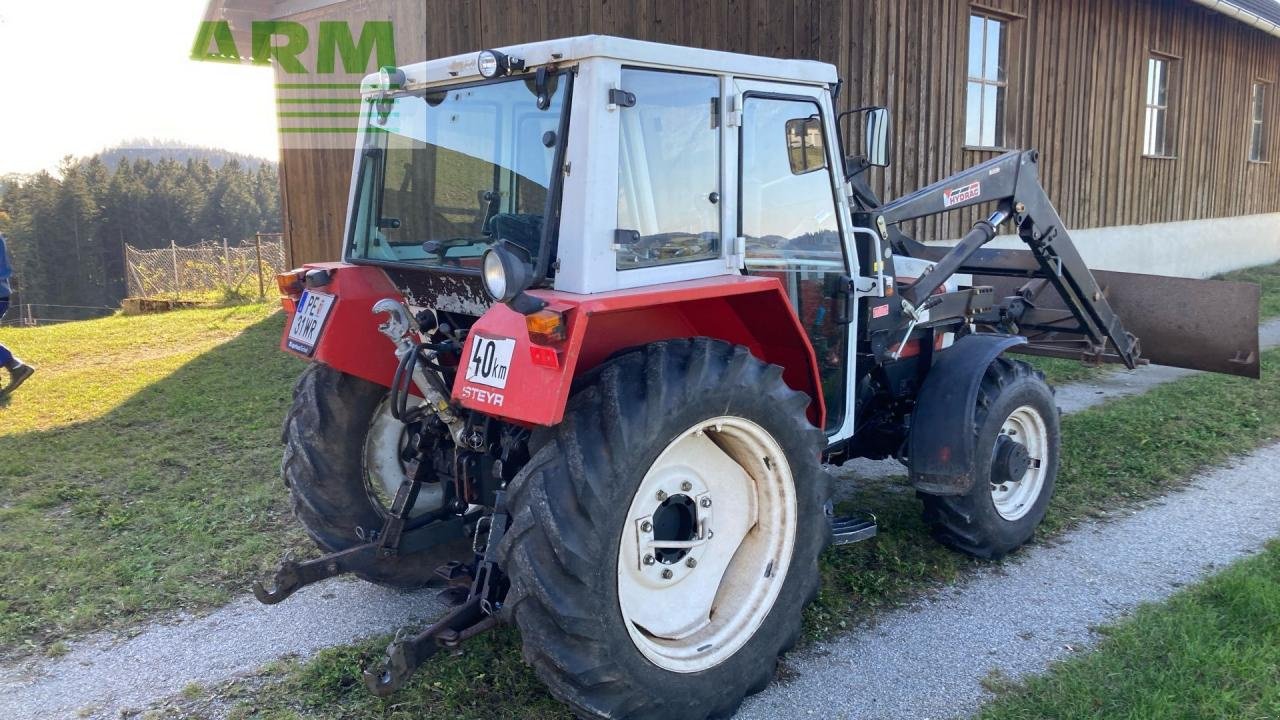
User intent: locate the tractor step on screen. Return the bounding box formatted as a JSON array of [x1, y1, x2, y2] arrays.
[[830, 512, 878, 546]]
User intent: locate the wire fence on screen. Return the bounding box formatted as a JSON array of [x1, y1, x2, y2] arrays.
[[0, 303, 117, 327], [125, 234, 286, 302]]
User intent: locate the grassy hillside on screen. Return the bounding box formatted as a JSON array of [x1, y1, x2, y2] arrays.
[[0, 305, 305, 654]]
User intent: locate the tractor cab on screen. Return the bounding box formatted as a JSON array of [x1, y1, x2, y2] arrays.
[[329, 36, 876, 435]]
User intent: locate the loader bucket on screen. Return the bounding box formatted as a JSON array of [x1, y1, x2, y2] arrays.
[[981, 269, 1261, 379], [1091, 269, 1260, 379]]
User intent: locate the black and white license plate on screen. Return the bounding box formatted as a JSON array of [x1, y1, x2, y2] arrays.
[[465, 335, 516, 389], [286, 291, 335, 355]]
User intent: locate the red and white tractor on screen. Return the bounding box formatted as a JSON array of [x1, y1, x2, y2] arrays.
[[257, 36, 1260, 719]]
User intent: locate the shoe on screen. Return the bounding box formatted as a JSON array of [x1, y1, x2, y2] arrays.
[[3, 362, 34, 395]]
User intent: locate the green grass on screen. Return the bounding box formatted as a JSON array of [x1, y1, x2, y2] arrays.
[[1221, 260, 1280, 320], [1022, 355, 1101, 386], [0, 304, 307, 655], [977, 541, 1280, 720], [225, 628, 570, 720]]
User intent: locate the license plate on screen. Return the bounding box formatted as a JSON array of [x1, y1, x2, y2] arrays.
[[286, 291, 335, 355], [465, 334, 516, 389]]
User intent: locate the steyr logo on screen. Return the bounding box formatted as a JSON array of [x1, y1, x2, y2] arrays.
[[191, 20, 396, 74]]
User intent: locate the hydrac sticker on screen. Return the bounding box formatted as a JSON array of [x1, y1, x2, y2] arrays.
[[942, 181, 982, 208]]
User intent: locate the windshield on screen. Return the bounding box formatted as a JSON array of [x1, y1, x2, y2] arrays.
[[347, 73, 569, 272]]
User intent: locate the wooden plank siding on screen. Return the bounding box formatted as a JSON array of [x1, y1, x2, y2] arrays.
[[276, 0, 1280, 265]]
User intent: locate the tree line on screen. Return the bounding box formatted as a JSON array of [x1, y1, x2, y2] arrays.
[[0, 151, 281, 310]]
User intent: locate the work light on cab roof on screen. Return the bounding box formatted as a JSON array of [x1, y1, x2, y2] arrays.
[[376, 65, 405, 92], [476, 49, 523, 78]]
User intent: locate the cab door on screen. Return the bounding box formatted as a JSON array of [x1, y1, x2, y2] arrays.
[[730, 79, 859, 439]]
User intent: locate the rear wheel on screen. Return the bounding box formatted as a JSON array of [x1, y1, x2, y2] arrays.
[[496, 339, 830, 720], [281, 363, 469, 588], [919, 358, 1059, 560]]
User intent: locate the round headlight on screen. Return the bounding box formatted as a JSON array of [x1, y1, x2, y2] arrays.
[[482, 248, 509, 301], [477, 50, 503, 79]]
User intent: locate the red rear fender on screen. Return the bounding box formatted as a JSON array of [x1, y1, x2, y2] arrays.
[[279, 263, 403, 387], [452, 275, 825, 429]]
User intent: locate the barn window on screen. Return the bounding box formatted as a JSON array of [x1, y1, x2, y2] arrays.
[[1143, 56, 1176, 158], [965, 13, 1008, 148], [1250, 81, 1269, 163]]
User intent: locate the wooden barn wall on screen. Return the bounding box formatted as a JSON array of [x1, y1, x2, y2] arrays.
[[278, 0, 1280, 264]]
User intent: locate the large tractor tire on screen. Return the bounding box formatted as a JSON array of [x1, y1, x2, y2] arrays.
[[496, 339, 831, 720], [919, 357, 1059, 560], [281, 363, 469, 588]]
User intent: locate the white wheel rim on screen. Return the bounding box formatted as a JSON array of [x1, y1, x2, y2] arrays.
[[990, 405, 1048, 521], [363, 398, 444, 518], [617, 417, 798, 673]]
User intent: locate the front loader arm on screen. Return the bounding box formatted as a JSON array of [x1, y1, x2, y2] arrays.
[[876, 150, 1140, 369]]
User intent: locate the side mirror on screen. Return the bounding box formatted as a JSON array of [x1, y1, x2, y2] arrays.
[[785, 116, 827, 174], [864, 107, 890, 167]]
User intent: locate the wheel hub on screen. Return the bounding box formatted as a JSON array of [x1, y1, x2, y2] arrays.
[[989, 405, 1049, 521], [633, 479, 714, 585], [992, 435, 1031, 486], [651, 494, 699, 565], [366, 398, 445, 518]]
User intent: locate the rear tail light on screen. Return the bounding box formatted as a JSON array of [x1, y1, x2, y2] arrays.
[[525, 309, 567, 343], [276, 269, 308, 300]]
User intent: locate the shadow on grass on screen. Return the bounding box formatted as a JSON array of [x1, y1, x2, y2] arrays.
[[0, 312, 308, 655]]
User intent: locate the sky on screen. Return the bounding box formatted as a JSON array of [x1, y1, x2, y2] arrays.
[[0, 0, 278, 175]]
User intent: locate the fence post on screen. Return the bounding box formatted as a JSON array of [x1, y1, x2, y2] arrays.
[[170, 239, 180, 301], [255, 232, 266, 300], [222, 237, 232, 292], [122, 241, 131, 298]]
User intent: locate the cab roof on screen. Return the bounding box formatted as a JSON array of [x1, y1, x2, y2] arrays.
[[363, 35, 839, 95]]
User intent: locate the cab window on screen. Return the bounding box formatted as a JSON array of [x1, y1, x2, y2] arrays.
[[616, 69, 721, 270]]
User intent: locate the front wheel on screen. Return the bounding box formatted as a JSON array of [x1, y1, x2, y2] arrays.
[[496, 339, 830, 720], [919, 357, 1060, 560]]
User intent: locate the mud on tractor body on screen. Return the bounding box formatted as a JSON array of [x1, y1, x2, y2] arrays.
[[257, 36, 1261, 719]]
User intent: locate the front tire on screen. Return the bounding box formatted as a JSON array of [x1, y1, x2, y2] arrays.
[[919, 357, 1060, 560], [496, 339, 830, 720]]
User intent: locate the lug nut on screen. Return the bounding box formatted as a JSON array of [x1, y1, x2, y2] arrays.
[[685, 557, 697, 568], [656, 490, 668, 501], [700, 497, 712, 508], [642, 554, 655, 566], [640, 520, 653, 533], [661, 569, 674, 579], [680, 480, 692, 492]]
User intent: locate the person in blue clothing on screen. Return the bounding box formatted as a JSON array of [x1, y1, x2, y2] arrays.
[[0, 233, 35, 396]]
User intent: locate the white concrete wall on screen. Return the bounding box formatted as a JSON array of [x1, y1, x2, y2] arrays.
[[965, 212, 1280, 279]]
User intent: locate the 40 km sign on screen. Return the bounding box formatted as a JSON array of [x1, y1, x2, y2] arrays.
[[465, 336, 516, 390]]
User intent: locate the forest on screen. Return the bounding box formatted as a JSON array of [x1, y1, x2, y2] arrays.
[[0, 147, 281, 313]]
